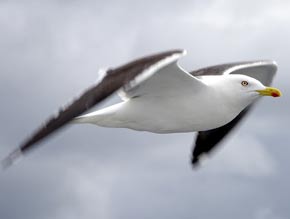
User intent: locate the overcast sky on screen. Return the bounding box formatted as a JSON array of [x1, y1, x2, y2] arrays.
[[0, 0, 290, 219]]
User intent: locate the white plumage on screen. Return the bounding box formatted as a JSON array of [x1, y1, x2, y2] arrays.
[[74, 53, 274, 133], [1, 49, 281, 169]]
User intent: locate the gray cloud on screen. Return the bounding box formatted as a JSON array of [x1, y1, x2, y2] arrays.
[[0, 0, 290, 219]]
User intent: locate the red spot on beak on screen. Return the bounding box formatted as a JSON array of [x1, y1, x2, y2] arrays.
[[271, 92, 279, 97]]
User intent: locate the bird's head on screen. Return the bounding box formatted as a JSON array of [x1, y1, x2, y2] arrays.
[[208, 74, 282, 109]]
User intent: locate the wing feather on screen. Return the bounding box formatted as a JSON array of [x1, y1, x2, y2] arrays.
[[118, 50, 205, 100], [2, 49, 185, 169]]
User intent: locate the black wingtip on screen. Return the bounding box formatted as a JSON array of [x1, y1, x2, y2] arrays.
[[191, 156, 200, 169], [1, 148, 23, 170]]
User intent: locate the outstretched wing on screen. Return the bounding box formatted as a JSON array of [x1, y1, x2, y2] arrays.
[[118, 50, 204, 100], [190, 60, 277, 166], [2, 49, 185, 169]]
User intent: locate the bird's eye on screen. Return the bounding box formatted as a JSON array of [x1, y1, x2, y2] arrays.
[[241, 81, 249, 86]]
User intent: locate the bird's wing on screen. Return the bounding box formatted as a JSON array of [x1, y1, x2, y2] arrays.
[[190, 60, 277, 166], [118, 50, 204, 100], [2, 49, 195, 169]]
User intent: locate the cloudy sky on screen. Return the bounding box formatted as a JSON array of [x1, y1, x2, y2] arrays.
[[0, 0, 290, 218]]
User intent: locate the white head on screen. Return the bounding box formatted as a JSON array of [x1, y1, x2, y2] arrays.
[[203, 74, 282, 111]]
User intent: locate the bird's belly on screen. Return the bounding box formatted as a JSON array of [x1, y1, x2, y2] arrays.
[[118, 98, 239, 133], [127, 112, 236, 133]]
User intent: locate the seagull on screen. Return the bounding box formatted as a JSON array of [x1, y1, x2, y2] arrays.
[[1, 49, 281, 169]]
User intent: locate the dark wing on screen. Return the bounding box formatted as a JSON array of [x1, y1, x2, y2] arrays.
[[190, 60, 277, 167], [2, 49, 185, 169]]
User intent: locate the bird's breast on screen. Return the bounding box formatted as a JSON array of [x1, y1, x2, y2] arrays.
[[121, 94, 241, 133]]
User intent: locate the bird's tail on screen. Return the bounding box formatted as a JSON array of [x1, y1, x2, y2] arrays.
[[71, 112, 106, 125], [71, 102, 127, 128]]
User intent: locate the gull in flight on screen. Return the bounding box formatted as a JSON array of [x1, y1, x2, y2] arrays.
[[2, 50, 281, 169]]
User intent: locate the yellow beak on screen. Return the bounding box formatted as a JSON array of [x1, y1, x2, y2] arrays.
[[256, 87, 282, 97]]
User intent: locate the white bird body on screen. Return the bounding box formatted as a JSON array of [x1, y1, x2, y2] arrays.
[[74, 74, 263, 133]]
